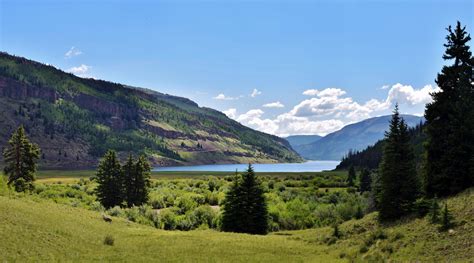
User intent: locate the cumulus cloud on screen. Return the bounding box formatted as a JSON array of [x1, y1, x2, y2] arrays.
[[302, 89, 319, 96], [223, 108, 237, 119], [213, 93, 239, 100], [64, 47, 82, 58], [225, 83, 439, 136], [251, 88, 262, 98], [67, 64, 90, 76], [263, 101, 284, 108]]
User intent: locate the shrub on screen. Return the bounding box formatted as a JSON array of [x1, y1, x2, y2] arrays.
[[159, 208, 177, 230], [103, 235, 114, 246], [107, 206, 123, 217], [414, 197, 431, 217]]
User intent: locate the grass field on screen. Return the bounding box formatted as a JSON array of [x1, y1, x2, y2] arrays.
[[1, 185, 472, 261]]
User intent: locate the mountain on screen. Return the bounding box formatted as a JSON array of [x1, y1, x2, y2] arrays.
[[285, 135, 322, 148], [293, 115, 424, 161], [336, 122, 426, 170], [0, 52, 302, 168]]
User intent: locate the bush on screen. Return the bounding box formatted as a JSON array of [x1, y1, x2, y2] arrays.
[[107, 206, 123, 217], [159, 208, 177, 230], [414, 197, 431, 217], [104, 235, 114, 246]]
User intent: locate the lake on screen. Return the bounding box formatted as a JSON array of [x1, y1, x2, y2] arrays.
[[153, 160, 340, 172]]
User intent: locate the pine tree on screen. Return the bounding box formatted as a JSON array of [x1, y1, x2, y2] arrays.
[[378, 105, 421, 221], [424, 21, 474, 197], [347, 165, 356, 187], [439, 203, 453, 231], [429, 197, 440, 223], [2, 126, 40, 192], [221, 164, 269, 235], [131, 155, 151, 206], [123, 154, 135, 207], [94, 150, 123, 208], [359, 168, 372, 192]]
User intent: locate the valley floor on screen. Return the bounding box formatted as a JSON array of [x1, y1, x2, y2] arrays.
[[0, 187, 473, 262]]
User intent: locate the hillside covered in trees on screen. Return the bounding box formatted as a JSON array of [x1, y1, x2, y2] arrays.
[[0, 52, 302, 168]]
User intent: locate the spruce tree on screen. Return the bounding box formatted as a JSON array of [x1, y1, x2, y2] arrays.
[[95, 150, 124, 208], [440, 203, 453, 231], [123, 154, 135, 207], [347, 165, 356, 187], [2, 126, 40, 192], [131, 155, 151, 206], [378, 105, 421, 221], [221, 164, 269, 235], [424, 21, 474, 197], [359, 168, 372, 193], [429, 197, 440, 223]]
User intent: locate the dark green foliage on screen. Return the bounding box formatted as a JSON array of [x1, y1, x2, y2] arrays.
[[221, 164, 269, 235], [359, 168, 372, 193], [378, 105, 421, 221], [94, 150, 124, 208], [333, 224, 341, 239], [413, 197, 431, 217], [103, 235, 114, 246], [347, 165, 356, 187], [439, 203, 453, 231], [429, 197, 441, 223], [2, 126, 40, 192], [424, 22, 474, 197], [337, 122, 425, 171]]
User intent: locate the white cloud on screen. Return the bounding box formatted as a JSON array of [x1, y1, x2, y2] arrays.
[[213, 93, 239, 100], [263, 101, 284, 108], [381, 85, 390, 90], [67, 64, 90, 76], [227, 83, 439, 136], [64, 47, 82, 58], [251, 88, 262, 98], [223, 108, 237, 119], [302, 89, 319, 96]]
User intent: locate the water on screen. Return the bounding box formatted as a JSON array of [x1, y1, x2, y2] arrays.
[[153, 160, 340, 172]]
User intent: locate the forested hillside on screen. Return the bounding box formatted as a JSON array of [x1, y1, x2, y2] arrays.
[[336, 123, 426, 170], [0, 52, 302, 168]]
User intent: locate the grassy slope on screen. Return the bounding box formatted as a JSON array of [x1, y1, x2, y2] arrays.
[[1, 184, 472, 261], [0, 195, 339, 262]]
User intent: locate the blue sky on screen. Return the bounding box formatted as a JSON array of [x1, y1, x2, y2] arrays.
[[1, 0, 472, 136]]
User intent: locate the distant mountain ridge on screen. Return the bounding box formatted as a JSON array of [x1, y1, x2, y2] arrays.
[[289, 115, 424, 161], [285, 135, 322, 147], [0, 52, 302, 168]]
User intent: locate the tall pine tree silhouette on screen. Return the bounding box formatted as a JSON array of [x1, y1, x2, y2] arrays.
[[3, 126, 40, 192], [95, 150, 123, 208], [379, 105, 420, 221], [221, 164, 269, 234], [424, 21, 474, 197]]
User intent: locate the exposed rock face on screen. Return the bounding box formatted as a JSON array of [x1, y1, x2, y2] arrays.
[[0, 76, 58, 102]]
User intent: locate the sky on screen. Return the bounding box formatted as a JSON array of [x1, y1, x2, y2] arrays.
[[1, 0, 472, 136]]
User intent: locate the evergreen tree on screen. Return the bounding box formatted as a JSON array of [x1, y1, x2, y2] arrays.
[[2, 126, 40, 192], [440, 203, 453, 231], [378, 105, 421, 221], [131, 155, 151, 206], [429, 197, 441, 224], [424, 21, 474, 197], [359, 168, 372, 193], [95, 150, 123, 208], [221, 164, 269, 235], [122, 154, 135, 207], [347, 165, 356, 187]]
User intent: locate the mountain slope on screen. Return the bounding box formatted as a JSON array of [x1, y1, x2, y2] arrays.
[[294, 115, 424, 161], [336, 123, 426, 170], [0, 52, 301, 168], [285, 135, 322, 148]]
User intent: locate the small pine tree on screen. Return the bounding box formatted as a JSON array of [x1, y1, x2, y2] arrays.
[[347, 165, 356, 187], [333, 224, 341, 238], [221, 164, 269, 235], [94, 150, 123, 208], [131, 155, 151, 206], [429, 197, 441, 223], [440, 203, 453, 231], [2, 126, 40, 192], [378, 105, 421, 221], [359, 168, 372, 193]]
